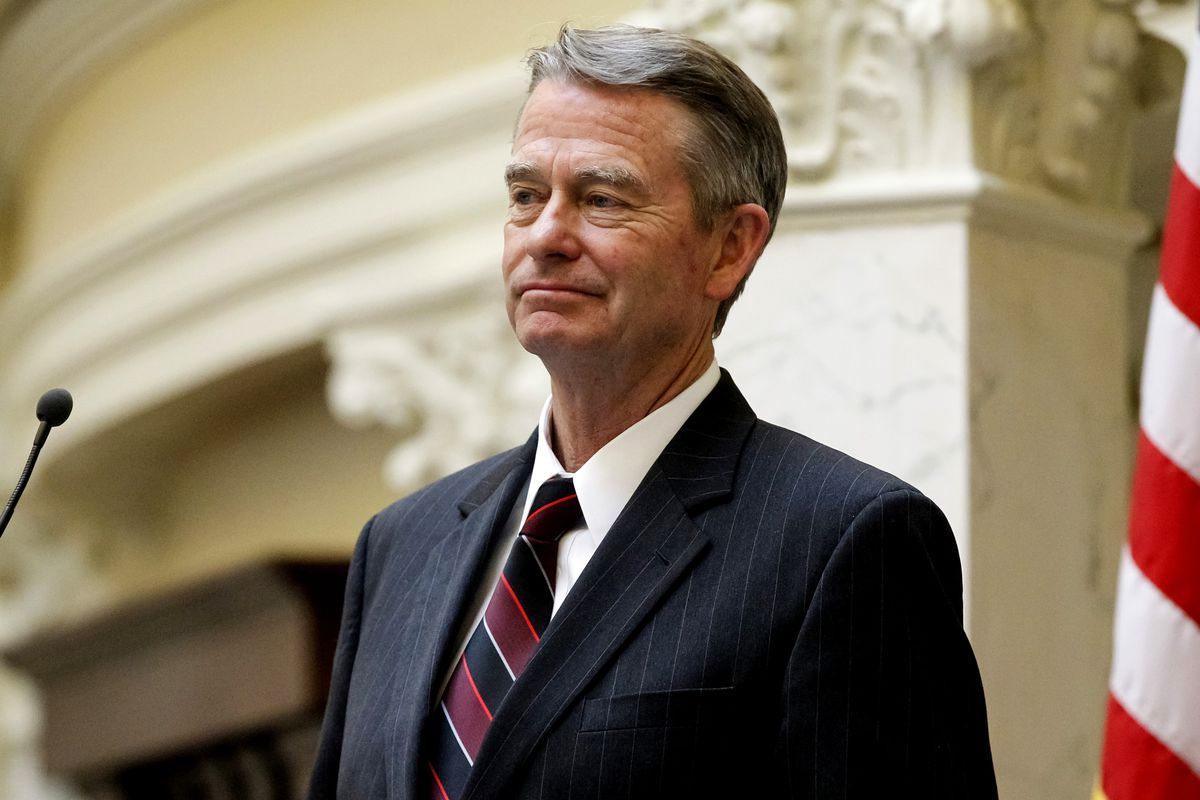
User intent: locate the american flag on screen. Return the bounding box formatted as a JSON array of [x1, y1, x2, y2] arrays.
[[1097, 24, 1200, 800]]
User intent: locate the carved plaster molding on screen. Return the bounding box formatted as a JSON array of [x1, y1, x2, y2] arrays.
[[1136, 0, 1200, 55], [904, 0, 1030, 65], [975, 0, 1145, 205], [325, 296, 546, 492], [628, 0, 1160, 208], [627, 0, 1028, 179]]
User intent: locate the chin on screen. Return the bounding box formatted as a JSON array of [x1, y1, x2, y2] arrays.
[[515, 322, 606, 364], [516, 329, 577, 359]]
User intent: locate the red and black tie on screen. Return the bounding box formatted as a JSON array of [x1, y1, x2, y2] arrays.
[[426, 477, 582, 800]]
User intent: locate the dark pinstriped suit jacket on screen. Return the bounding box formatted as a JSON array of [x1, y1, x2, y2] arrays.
[[308, 371, 997, 799]]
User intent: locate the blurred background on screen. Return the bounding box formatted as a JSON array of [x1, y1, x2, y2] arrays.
[[0, 0, 1194, 797]]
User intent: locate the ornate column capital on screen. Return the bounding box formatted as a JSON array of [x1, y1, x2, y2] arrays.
[[976, 0, 1145, 205], [324, 296, 546, 492], [628, 0, 1156, 209], [628, 0, 1028, 179]]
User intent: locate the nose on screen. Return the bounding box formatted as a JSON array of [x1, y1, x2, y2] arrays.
[[525, 195, 582, 263]]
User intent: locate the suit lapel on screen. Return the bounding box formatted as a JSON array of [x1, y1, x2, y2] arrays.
[[389, 432, 537, 798], [462, 371, 757, 800]]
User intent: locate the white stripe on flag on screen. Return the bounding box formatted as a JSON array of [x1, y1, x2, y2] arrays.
[[1110, 548, 1200, 777], [1140, 283, 1200, 485], [1177, 30, 1200, 186]]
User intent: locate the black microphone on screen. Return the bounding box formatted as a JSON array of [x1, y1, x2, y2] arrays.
[[0, 388, 73, 539]]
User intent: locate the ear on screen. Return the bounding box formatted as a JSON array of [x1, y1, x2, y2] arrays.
[[704, 203, 771, 302]]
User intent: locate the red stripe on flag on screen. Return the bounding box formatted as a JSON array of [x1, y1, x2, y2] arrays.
[[1101, 36, 1200, 797], [1159, 163, 1200, 328], [1101, 694, 1200, 799], [1129, 431, 1200, 626]]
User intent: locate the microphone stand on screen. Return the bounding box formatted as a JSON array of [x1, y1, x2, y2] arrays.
[[0, 389, 73, 539], [0, 421, 53, 539]]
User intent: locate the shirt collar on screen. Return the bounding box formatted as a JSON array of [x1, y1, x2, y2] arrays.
[[524, 360, 721, 540]]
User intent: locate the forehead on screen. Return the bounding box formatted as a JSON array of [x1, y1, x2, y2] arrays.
[[511, 81, 692, 180]]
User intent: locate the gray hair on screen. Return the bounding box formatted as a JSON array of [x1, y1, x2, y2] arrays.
[[524, 25, 788, 337]]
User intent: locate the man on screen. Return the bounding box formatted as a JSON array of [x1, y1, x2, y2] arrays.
[[309, 25, 996, 800]]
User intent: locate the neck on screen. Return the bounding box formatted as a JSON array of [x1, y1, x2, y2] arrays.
[[546, 343, 714, 472]]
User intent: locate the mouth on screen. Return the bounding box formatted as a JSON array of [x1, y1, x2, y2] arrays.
[[517, 282, 599, 298]]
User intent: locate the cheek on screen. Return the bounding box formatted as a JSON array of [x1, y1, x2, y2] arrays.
[[501, 229, 523, 279], [505, 296, 518, 329], [671, 233, 717, 288]]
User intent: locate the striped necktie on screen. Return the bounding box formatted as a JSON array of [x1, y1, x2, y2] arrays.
[[426, 476, 582, 800]]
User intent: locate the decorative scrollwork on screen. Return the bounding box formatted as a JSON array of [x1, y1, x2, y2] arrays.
[[628, 0, 1150, 208], [975, 0, 1144, 204], [325, 303, 546, 492], [627, 0, 1028, 178]]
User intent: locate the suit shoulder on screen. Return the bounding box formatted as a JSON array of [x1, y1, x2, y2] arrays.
[[739, 419, 945, 551], [741, 420, 960, 602], [753, 417, 912, 496]]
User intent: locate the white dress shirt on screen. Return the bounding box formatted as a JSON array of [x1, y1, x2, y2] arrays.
[[441, 361, 720, 685]]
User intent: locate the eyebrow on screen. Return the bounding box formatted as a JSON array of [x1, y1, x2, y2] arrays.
[[504, 162, 648, 195], [575, 165, 647, 193], [504, 162, 541, 186]]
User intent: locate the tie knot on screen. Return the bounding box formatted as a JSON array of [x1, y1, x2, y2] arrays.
[[521, 477, 582, 544]]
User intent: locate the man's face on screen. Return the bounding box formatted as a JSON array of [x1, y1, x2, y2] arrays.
[[503, 80, 725, 374]]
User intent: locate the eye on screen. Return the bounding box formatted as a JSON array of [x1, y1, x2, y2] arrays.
[[587, 193, 619, 209], [510, 188, 537, 205]]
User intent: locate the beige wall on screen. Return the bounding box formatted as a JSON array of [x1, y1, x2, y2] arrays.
[[16, 0, 640, 268], [969, 223, 1142, 798]]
